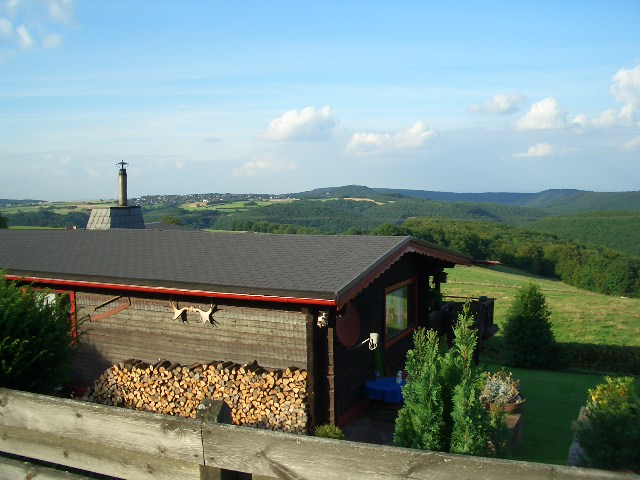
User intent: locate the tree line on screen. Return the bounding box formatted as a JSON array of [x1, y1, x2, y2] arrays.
[[388, 218, 640, 297]]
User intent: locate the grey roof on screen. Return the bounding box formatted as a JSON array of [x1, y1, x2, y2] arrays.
[[0, 229, 470, 304]]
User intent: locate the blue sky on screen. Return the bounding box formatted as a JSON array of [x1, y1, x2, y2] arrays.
[[1, 1, 639, 201]]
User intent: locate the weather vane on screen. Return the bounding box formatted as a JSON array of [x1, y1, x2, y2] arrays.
[[117, 160, 128, 170]]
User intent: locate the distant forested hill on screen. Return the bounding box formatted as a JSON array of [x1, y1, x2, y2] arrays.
[[210, 197, 549, 233], [292, 185, 404, 202], [537, 191, 640, 214], [374, 188, 640, 213], [526, 211, 640, 257]]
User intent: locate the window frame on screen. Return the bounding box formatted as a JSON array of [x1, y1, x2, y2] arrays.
[[384, 277, 418, 348]]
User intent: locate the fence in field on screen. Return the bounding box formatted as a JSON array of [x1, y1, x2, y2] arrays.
[[0, 388, 630, 480]]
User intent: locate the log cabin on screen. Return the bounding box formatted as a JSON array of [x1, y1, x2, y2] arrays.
[[0, 228, 489, 428]]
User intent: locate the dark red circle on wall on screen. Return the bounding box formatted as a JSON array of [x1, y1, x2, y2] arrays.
[[336, 303, 360, 348]]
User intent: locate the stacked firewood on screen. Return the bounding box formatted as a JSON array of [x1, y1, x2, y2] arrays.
[[88, 359, 308, 433]]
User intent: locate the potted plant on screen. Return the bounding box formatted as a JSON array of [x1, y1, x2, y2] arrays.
[[480, 370, 525, 413]]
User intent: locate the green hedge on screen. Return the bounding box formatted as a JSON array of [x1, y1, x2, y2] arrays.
[[563, 343, 640, 375], [480, 338, 640, 375]]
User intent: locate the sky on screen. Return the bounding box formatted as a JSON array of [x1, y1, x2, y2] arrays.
[[1, 1, 639, 201]]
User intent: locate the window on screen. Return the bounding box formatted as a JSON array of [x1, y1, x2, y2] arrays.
[[385, 279, 417, 346]]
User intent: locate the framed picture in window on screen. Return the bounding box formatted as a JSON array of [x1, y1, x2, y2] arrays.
[[385, 278, 417, 346]]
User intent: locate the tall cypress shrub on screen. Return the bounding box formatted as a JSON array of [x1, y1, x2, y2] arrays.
[[395, 301, 507, 457], [393, 328, 445, 450], [450, 302, 493, 455]]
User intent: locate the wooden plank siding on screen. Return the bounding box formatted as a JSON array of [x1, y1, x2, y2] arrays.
[[72, 291, 308, 386], [333, 253, 444, 425]]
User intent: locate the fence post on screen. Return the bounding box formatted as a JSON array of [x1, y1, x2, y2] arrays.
[[197, 400, 238, 480]]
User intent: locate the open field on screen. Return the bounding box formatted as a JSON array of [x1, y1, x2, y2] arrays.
[[442, 265, 640, 347], [180, 200, 275, 213], [0, 200, 115, 215]]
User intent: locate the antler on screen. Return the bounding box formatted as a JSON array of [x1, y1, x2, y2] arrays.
[[170, 300, 188, 322], [200, 304, 220, 326]]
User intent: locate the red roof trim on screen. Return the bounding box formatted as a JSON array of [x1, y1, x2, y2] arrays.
[[4, 275, 337, 307]]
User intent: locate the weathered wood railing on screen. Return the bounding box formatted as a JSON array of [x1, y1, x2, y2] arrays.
[[0, 388, 631, 480]]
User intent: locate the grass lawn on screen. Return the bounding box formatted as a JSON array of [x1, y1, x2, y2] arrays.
[[484, 363, 604, 465], [443, 265, 640, 347]]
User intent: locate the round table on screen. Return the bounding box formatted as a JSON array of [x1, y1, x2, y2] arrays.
[[364, 377, 406, 404]]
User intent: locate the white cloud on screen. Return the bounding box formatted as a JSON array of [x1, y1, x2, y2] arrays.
[[43, 32, 62, 49], [469, 93, 527, 114], [620, 135, 640, 152], [346, 121, 437, 155], [571, 64, 640, 129], [571, 109, 620, 129], [16, 24, 34, 49], [0, 17, 12, 38], [232, 160, 296, 177], [47, 0, 74, 24], [514, 143, 555, 158], [262, 106, 337, 141], [517, 97, 567, 130], [611, 63, 640, 124], [0, 0, 74, 58]]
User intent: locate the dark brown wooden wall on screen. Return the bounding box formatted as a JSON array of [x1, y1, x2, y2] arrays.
[[333, 253, 448, 424], [72, 291, 307, 386]]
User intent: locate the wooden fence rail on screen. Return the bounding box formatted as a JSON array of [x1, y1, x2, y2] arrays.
[[0, 388, 632, 480]]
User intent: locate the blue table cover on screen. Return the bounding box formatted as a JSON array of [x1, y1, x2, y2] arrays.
[[364, 377, 406, 403]]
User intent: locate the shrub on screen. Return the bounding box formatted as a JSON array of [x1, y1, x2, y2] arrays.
[[481, 338, 640, 375], [394, 328, 446, 450], [314, 424, 345, 440], [501, 282, 563, 369], [394, 301, 508, 457], [574, 376, 640, 471], [0, 276, 80, 393], [563, 343, 640, 375]]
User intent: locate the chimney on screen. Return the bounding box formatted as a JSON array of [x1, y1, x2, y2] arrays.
[[117, 160, 128, 207], [86, 160, 145, 229]]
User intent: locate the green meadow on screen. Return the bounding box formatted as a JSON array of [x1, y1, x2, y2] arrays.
[[442, 265, 640, 347]]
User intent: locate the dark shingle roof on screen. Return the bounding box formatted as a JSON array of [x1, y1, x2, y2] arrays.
[[0, 229, 470, 304]]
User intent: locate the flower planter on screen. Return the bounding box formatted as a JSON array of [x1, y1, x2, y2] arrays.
[[490, 397, 526, 413]]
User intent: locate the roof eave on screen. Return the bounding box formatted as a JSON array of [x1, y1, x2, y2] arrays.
[[3, 274, 337, 308], [334, 236, 471, 308]]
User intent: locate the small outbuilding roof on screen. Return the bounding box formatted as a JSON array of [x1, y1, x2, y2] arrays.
[[0, 229, 471, 307]]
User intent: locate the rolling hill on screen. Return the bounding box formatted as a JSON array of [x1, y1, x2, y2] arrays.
[[526, 211, 640, 257], [373, 188, 640, 213]]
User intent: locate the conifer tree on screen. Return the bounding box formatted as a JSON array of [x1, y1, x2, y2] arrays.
[[394, 301, 508, 457], [393, 328, 444, 450], [502, 282, 561, 369]]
